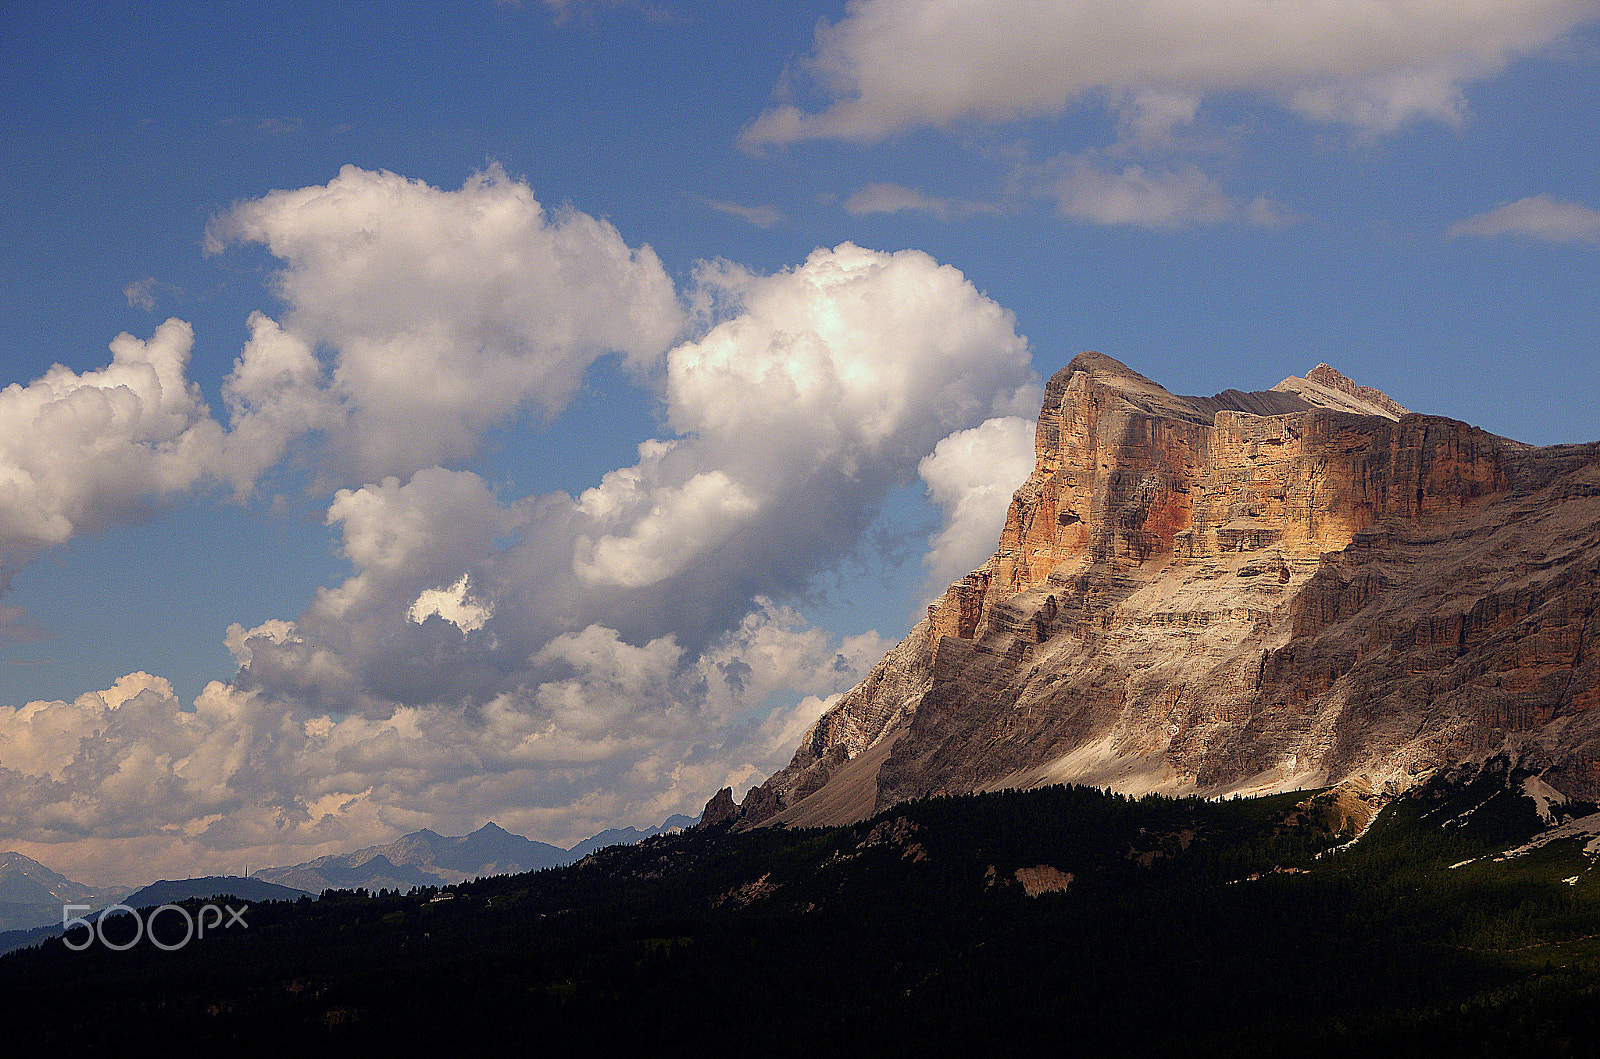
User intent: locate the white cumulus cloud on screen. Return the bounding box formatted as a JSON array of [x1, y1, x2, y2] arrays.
[[191, 242, 1040, 864], [0, 318, 226, 589], [206, 164, 683, 484], [919, 416, 1037, 591], [0, 166, 691, 590], [564, 244, 1040, 618], [0, 600, 886, 883], [241, 243, 1037, 705], [0, 229, 1052, 884]]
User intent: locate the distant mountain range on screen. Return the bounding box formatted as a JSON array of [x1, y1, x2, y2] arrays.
[[0, 812, 695, 954], [0, 874, 309, 958], [250, 815, 696, 894], [566, 820, 697, 861], [250, 822, 566, 893]]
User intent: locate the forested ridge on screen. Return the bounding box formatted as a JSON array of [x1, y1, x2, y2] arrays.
[[6, 766, 1600, 1056]]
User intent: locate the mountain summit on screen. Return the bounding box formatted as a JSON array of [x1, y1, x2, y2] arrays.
[[0, 852, 131, 932], [710, 354, 1600, 828]]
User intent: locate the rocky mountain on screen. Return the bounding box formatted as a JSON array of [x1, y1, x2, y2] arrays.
[[0, 851, 100, 907], [252, 822, 569, 893], [0, 852, 131, 932], [710, 353, 1600, 828]]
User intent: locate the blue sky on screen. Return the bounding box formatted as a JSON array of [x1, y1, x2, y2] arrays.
[[0, 0, 1596, 883]]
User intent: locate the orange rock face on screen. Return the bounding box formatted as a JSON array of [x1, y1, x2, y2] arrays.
[[723, 353, 1600, 828], [940, 354, 1512, 642]]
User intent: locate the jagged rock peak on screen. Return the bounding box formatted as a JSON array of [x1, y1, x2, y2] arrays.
[[1305, 363, 1362, 392], [1059, 351, 1408, 423], [1274, 363, 1408, 420], [699, 787, 738, 827], [1054, 351, 1199, 417]]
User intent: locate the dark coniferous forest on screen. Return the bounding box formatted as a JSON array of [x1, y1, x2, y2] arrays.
[[6, 765, 1600, 1056]]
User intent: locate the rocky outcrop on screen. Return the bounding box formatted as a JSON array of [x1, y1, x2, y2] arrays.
[[1013, 865, 1074, 896], [700, 787, 739, 827], [712, 353, 1600, 829], [1274, 362, 1411, 420]]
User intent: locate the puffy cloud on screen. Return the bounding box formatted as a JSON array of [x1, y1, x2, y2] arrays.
[[0, 603, 884, 882], [532, 625, 687, 739], [0, 674, 261, 843], [224, 618, 358, 706], [744, 0, 1598, 146], [253, 468, 532, 709], [574, 464, 761, 588], [670, 244, 1037, 449], [1447, 194, 1600, 244], [234, 243, 1038, 715], [212, 468, 534, 714], [562, 243, 1039, 642], [0, 318, 226, 589], [918, 417, 1037, 591], [325, 468, 525, 582], [213, 311, 338, 494], [207, 164, 683, 483], [1, 234, 1043, 883], [408, 575, 494, 634], [0, 166, 685, 591]]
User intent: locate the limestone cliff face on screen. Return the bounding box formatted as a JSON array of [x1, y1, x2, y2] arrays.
[[718, 353, 1600, 828]]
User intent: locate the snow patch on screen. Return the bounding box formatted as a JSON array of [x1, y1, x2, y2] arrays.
[[1494, 811, 1600, 862], [1442, 793, 1496, 826]]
